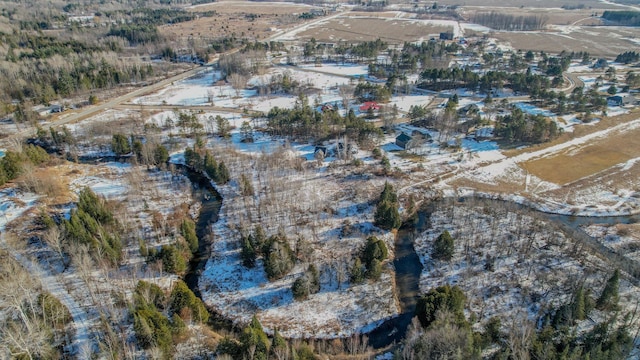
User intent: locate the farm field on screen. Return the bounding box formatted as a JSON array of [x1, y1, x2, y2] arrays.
[[492, 26, 640, 57], [285, 15, 455, 43]]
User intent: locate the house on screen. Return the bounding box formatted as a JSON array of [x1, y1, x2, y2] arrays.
[[36, 104, 64, 117], [359, 101, 380, 112], [439, 32, 454, 40], [314, 146, 328, 158], [607, 95, 636, 106], [50, 104, 64, 113], [458, 103, 480, 117], [395, 133, 413, 149]]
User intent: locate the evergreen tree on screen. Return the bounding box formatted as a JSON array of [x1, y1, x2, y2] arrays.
[[367, 258, 382, 280], [180, 219, 198, 254], [217, 161, 230, 184], [241, 235, 256, 268], [572, 285, 586, 321], [240, 316, 270, 360], [415, 285, 467, 328], [271, 329, 288, 359], [374, 182, 401, 230], [350, 257, 366, 284], [596, 269, 620, 310], [111, 133, 131, 155], [263, 236, 295, 281], [169, 280, 209, 323], [159, 245, 187, 274], [153, 144, 169, 166], [204, 151, 218, 180], [253, 225, 267, 255], [432, 230, 454, 261]]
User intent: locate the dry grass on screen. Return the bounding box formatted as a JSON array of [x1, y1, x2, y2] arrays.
[[189, 1, 315, 15], [521, 114, 640, 185], [296, 16, 452, 44], [492, 26, 640, 57], [458, 7, 603, 26], [161, 1, 313, 43], [435, 0, 620, 8], [505, 109, 640, 158], [522, 145, 632, 185], [16, 166, 73, 204]]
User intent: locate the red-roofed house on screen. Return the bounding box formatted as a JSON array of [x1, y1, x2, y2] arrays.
[[359, 101, 380, 111]]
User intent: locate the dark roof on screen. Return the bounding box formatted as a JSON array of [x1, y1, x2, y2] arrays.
[[396, 133, 412, 142]]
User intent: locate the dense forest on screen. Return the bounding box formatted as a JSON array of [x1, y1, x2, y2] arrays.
[[602, 11, 640, 26], [472, 12, 547, 31]]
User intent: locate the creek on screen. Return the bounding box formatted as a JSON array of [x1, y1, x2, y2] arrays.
[[367, 196, 638, 349]]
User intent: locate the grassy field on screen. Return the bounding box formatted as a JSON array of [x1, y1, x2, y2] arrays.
[[522, 124, 640, 185], [458, 7, 603, 26], [434, 0, 621, 9], [296, 16, 452, 44], [491, 26, 640, 57], [160, 1, 314, 42]]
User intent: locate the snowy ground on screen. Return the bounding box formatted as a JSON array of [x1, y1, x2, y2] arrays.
[[413, 200, 640, 333], [198, 147, 400, 338], [2, 26, 640, 354]]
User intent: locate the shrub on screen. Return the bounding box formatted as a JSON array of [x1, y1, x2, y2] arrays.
[[416, 285, 466, 328]]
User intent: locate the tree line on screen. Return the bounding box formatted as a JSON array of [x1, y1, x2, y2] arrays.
[[473, 11, 548, 31], [602, 11, 640, 26], [419, 67, 551, 94]]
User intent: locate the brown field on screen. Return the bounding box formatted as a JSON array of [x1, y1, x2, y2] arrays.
[[492, 26, 640, 57], [521, 125, 640, 185], [160, 1, 315, 42], [458, 7, 604, 26], [188, 1, 316, 15], [433, 0, 621, 9], [296, 16, 453, 44]]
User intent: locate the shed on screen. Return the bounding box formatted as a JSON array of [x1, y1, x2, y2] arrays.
[[440, 32, 454, 40], [395, 133, 413, 149], [314, 146, 328, 157]]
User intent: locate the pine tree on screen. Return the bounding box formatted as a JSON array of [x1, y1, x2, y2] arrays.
[[180, 219, 198, 254], [241, 235, 256, 268], [572, 285, 586, 320], [111, 133, 130, 155], [596, 269, 620, 310], [204, 152, 218, 180], [350, 257, 365, 284], [432, 230, 454, 261], [374, 184, 401, 230], [217, 161, 230, 184]]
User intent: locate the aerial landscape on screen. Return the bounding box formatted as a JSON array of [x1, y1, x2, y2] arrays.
[[1, 0, 640, 358]]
